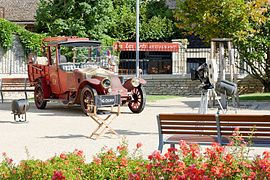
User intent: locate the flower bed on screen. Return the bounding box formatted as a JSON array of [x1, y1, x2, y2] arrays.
[[0, 131, 270, 179]]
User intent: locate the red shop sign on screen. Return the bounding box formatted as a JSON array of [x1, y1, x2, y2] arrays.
[[113, 42, 179, 52]]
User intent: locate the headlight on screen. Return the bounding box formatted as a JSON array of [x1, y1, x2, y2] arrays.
[[131, 77, 140, 87], [101, 78, 111, 89]]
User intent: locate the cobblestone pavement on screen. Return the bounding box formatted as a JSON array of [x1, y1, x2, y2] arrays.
[[0, 96, 270, 163]]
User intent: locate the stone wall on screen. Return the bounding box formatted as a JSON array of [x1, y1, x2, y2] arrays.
[[142, 75, 202, 96], [141, 74, 264, 96]]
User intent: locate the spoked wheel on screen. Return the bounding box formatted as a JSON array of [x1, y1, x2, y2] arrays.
[[34, 83, 47, 109], [128, 86, 146, 113], [80, 85, 97, 115]]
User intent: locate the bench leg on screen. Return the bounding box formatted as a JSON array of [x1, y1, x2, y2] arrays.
[[25, 91, 28, 100], [1, 92, 3, 103], [158, 142, 163, 153], [170, 144, 176, 149]]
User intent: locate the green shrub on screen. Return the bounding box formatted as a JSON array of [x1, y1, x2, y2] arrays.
[[0, 131, 270, 179]]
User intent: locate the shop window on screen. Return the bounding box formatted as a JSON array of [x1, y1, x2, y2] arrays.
[[119, 51, 172, 75]]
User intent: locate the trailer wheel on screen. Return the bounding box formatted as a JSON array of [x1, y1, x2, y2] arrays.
[[34, 83, 47, 109]]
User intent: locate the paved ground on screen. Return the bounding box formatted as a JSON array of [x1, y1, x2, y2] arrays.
[[1, 96, 270, 163]]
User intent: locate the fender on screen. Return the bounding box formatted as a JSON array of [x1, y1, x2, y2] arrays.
[[123, 78, 147, 90], [78, 79, 100, 90]]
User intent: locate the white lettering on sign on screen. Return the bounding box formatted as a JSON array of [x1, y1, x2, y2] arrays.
[[114, 42, 179, 52], [101, 98, 114, 104]]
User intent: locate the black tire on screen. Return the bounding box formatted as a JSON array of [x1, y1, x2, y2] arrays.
[[128, 86, 146, 113], [80, 85, 97, 115], [34, 83, 47, 109]]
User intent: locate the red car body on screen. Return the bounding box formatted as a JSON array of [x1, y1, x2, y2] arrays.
[[27, 37, 146, 114]]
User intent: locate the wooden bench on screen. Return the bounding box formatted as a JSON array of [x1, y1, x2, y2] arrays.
[[157, 113, 270, 152], [0, 78, 34, 103]]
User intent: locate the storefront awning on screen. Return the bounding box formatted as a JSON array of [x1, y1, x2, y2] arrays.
[[113, 42, 179, 52]]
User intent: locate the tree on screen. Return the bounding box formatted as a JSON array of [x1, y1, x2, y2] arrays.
[[36, 0, 114, 40], [175, 0, 270, 92], [35, 0, 176, 43]]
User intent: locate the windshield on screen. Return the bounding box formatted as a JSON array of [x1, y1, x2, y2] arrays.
[[59, 45, 113, 69]]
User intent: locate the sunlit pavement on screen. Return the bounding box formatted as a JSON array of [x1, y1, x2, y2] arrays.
[[0, 97, 270, 163]]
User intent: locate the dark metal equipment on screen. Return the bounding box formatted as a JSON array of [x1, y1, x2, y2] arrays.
[[216, 80, 237, 97], [11, 99, 29, 121]]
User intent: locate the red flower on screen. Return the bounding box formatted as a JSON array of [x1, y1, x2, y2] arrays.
[[117, 145, 127, 152], [136, 142, 143, 149], [151, 150, 163, 160], [248, 172, 256, 179], [263, 151, 270, 159], [121, 157, 128, 167], [224, 154, 233, 164], [52, 171, 66, 180], [74, 149, 84, 157], [211, 166, 223, 177], [93, 157, 102, 165], [59, 153, 66, 160]]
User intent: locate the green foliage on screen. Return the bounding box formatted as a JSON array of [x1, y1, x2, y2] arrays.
[[36, 0, 114, 41], [174, 0, 251, 42], [0, 18, 44, 51], [0, 134, 270, 179], [239, 93, 270, 100], [35, 0, 176, 44], [175, 0, 270, 92]]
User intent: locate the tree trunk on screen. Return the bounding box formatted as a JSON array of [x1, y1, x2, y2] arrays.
[[263, 82, 270, 92]]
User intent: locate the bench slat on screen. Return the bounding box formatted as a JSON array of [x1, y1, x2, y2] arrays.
[[219, 115, 270, 122], [161, 122, 217, 126], [162, 126, 218, 131], [221, 132, 270, 136], [159, 114, 216, 121], [162, 131, 217, 135], [220, 127, 270, 131], [220, 122, 270, 127]]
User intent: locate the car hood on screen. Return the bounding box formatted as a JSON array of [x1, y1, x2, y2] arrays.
[[76, 66, 114, 78]]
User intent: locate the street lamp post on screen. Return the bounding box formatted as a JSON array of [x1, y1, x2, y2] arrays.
[[136, 0, 140, 77]]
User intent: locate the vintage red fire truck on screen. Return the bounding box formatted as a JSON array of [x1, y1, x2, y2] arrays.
[[27, 37, 146, 114]]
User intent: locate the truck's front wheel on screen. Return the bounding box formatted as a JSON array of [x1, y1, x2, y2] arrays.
[[80, 85, 97, 115], [34, 83, 47, 109]]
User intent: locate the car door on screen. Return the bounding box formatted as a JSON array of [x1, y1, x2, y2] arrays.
[[48, 45, 61, 94]]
